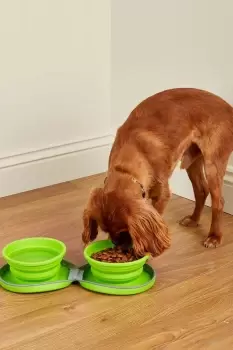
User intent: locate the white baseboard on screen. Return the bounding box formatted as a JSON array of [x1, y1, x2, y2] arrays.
[[2, 132, 233, 216], [0, 135, 114, 197], [170, 165, 233, 215]]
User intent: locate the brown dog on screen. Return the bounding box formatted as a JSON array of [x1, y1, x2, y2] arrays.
[[82, 88, 233, 257]]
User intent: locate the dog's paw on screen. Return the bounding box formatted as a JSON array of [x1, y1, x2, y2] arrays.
[[179, 216, 199, 227], [204, 234, 222, 248]]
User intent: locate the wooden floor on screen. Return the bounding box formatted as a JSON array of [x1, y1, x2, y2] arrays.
[[1, 174, 233, 350]]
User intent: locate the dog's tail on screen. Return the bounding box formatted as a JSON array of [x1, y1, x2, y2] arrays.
[[180, 143, 201, 170]]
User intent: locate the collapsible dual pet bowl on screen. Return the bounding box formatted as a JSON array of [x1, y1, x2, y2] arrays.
[[0, 238, 156, 295]]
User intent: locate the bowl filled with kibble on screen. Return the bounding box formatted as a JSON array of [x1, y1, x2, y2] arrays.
[[83, 240, 149, 284]]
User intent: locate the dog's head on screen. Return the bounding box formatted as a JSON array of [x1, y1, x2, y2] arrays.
[[82, 188, 170, 257]]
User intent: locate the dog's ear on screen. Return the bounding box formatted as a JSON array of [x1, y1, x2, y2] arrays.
[[127, 201, 170, 257], [82, 188, 103, 245], [82, 209, 98, 245]]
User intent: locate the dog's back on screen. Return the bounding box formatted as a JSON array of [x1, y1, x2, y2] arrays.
[[124, 88, 233, 133], [110, 88, 233, 168]]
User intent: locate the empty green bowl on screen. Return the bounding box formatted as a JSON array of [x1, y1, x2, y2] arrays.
[[84, 240, 149, 284], [2, 237, 66, 282]]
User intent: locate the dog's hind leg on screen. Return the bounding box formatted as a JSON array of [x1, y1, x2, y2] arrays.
[[202, 131, 233, 248], [179, 154, 209, 227], [203, 159, 227, 248]]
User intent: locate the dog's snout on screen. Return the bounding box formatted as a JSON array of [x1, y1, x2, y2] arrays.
[[110, 231, 132, 248], [111, 238, 118, 246]]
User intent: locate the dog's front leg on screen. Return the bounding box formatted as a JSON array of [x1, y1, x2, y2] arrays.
[[150, 182, 171, 215]]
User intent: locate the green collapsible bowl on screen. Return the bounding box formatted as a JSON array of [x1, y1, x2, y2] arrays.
[[84, 240, 149, 284], [2, 237, 66, 282]]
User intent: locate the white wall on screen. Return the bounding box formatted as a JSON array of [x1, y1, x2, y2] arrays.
[[0, 0, 112, 196], [111, 0, 233, 129], [111, 0, 233, 214]]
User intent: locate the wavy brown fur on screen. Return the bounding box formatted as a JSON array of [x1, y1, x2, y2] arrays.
[[83, 88, 233, 254]]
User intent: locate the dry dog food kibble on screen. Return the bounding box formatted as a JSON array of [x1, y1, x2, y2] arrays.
[[91, 247, 140, 263]]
